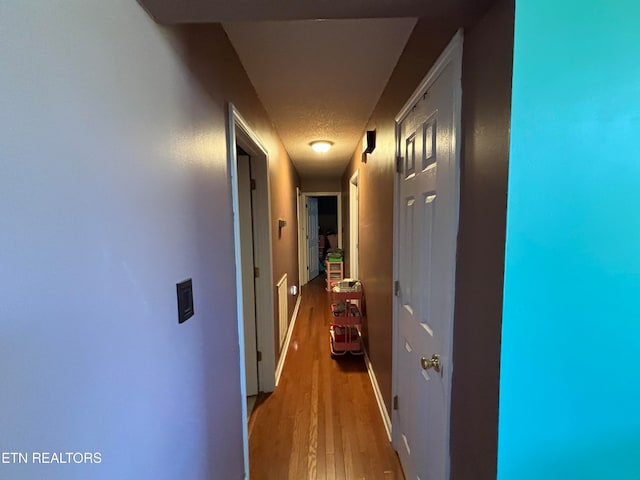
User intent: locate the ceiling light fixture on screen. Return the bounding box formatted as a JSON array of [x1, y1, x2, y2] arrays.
[[310, 141, 333, 153]]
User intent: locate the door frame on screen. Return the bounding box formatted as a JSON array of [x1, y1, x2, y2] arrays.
[[299, 191, 342, 285], [228, 103, 277, 479], [349, 170, 359, 279], [296, 187, 305, 291], [391, 30, 463, 475]]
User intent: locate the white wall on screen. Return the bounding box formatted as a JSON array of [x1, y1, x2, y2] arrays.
[[0, 2, 244, 478]]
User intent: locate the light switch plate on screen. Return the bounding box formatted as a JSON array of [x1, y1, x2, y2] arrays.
[[177, 279, 194, 324]]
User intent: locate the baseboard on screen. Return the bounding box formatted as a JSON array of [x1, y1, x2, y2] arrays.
[[363, 348, 392, 441], [275, 293, 302, 386]]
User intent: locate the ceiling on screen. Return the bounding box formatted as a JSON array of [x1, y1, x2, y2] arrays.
[[223, 19, 416, 178], [139, 0, 490, 180]]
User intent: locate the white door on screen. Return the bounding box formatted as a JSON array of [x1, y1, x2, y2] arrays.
[[307, 197, 319, 280], [394, 34, 461, 480], [238, 154, 258, 397]]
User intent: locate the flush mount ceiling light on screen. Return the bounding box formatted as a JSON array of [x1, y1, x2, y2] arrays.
[[310, 141, 333, 153]]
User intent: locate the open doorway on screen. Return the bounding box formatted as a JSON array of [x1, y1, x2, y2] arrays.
[[299, 192, 342, 285], [228, 104, 277, 479]]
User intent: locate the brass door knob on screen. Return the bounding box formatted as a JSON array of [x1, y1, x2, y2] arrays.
[[421, 354, 441, 373]]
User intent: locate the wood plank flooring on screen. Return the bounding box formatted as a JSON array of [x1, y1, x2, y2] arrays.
[[249, 277, 405, 480]]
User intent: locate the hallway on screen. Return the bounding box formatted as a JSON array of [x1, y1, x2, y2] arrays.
[[249, 277, 404, 479]]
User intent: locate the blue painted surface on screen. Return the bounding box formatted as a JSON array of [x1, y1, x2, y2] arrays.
[[499, 1, 640, 478]]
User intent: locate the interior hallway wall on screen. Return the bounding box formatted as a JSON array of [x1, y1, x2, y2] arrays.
[[0, 2, 298, 479], [341, 1, 513, 477], [181, 25, 301, 364], [450, 0, 513, 477], [342, 16, 462, 415]]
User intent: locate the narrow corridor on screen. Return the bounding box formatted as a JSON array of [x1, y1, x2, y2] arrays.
[[249, 277, 404, 479]]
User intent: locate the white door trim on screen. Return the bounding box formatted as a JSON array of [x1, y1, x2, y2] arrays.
[[228, 103, 277, 480], [296, 187, 305, 292], [349, 170, 359, 279], [395, 30, 463, 123], [391, 29, 463, 476], [300, 191, 342, 285]]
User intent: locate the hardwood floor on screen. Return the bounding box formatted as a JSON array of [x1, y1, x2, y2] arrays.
[[249, 276, 405, 480]]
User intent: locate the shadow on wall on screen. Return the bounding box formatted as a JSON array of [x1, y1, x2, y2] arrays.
[[172, 22, 303, 341], [162, 25, 302, 477], [169, 24, 242, 113]]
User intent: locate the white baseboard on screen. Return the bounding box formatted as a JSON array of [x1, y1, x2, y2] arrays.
[[364, 349, 392, 441], [275, 293, 302, 386]]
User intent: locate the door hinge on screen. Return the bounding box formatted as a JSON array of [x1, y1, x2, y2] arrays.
[[257, 351, 262, 362], [250, 178, 257, 190], [394, 280, 400, 296], [396, 156, 403, 174], [254, 267, 260, 278], [393, 395, 399, 410]]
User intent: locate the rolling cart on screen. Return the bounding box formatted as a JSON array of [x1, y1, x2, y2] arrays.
[[329, 279, 363, 357]]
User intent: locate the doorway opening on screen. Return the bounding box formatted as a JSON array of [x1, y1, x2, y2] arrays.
[[299, 192, 342, 285], [236, 147, 259, 405], [228, 103, 277, 479]]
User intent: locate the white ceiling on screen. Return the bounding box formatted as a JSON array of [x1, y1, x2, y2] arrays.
[[224, 19, 416, 178]]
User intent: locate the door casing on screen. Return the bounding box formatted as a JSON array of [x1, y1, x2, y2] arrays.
[[228, 103, 277, 480]]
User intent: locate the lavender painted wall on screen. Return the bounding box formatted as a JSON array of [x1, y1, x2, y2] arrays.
[[0, 1, 297, 478]]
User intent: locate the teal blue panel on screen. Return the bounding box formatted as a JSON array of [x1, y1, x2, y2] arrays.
[[499, 1, 640, 479]]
